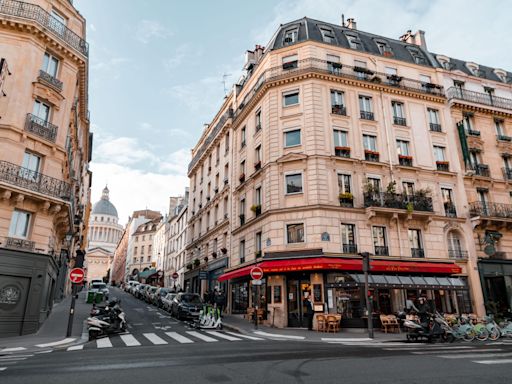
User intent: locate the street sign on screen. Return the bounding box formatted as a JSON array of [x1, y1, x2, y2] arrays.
[[69, 268, 85, 284], [250, 266, 264, 280], [252, 279, 262, 286], [172, 272, 179, 280], [199, 271, 208, 280]]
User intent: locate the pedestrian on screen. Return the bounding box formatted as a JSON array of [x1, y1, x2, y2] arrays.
[[203, 290, 210, 304], [304, 292, 314, 330], [215, 290, 226, 315]]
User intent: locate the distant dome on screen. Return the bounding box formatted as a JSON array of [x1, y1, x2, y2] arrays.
[[91, 186, 118, 217]]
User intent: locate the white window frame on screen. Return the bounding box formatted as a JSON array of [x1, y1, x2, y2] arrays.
[[330, 90, 345, 107], [428, 108, 440, 125], [8, 209, 31, 239], [42, 52, 59, 77], [363, 134, 377, 151], [391, 101, 405, 118], [284, 172, 303, 195], [359, 95, 372, 113], [340, 223, 356, 245], [33, 100, 51, 122], [372, 226, 387, 247], [283, 89, 300, 107], [396, 139, 410, 156], [433, 145, 446, 162], [284, 128, 301, 148], [337, 173, 352, 193], [333, 129, 348, 147]]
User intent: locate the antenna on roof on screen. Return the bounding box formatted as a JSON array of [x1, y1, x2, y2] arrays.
[[341, 14, 345, 27], [222, 73, 232, 97]]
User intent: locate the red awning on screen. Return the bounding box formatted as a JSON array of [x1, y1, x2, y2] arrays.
[[217, 257, 462, 281]]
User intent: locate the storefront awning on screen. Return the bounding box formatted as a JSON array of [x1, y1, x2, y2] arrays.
[[138, 269, 157, 279], [347, 274, 467, 290], [218, 257, 462, 281]]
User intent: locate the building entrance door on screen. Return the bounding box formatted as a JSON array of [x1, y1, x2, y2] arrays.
[[287, 277, 311, 327]]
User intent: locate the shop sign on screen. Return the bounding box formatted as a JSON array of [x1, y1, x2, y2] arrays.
[[0, 285, 20, 305], [199, 271, 208, 280]]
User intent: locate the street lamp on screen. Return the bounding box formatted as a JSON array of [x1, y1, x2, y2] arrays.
[[359, 252, 374, 339]]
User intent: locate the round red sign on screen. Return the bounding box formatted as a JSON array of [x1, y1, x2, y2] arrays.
[[69, 268, 85, 284], [250, 266, 264, 280], [172, 272, 179, 280]]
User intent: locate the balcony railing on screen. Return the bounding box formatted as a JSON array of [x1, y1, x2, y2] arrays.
[[364, 192, 433, 212], [429, 123, 442, 132], [25, 113, 58, 142], [374, 245, 389, 256], [331, 105, 347, 116], [5, 236, 35, 252], [411, 248, 425, 258], [38, 70, 63, 92], [466, 129, 481, 136], [503, 167, 512, 180], [497, 134, 512, 142], [393, 116, 407, 126], [447, 87, 512, 111], [334, 146, 351, 158], [0, 0, 88, 56], [448, 249, 468, 260], [364, 151, 380, 162], [0, 160, 71, 200], [444, 203, 457, 217], [469, 201, 512, 219], [398, 156, 413, 167], [436, 161, 450, 172], [470, 164, 490, 177], [342, 243, 358, 254], [360, 111, 374, 120]]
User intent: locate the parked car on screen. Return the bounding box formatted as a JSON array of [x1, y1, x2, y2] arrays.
[[125, 281, 137, 292], [145, 286, 158, 303], [161, 293, 177, 312], [171, 293, 203, 320], [135, 284, 148, 299], [89, 282, 109, 300], [153, 288, 170, 307], [89, 279, 103, 288], [129, 282, 141, 295]]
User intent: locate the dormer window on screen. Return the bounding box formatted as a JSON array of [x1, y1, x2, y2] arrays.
[[376, 41, 393, 57], [465, 62, 481, 77], [494, 69, 508, 83], [407, 47, 426, 65], [345, 33, 362, 50], [283, 28, 298, 45], [436, 55, 452, 70], [320, 27, 336, 44]]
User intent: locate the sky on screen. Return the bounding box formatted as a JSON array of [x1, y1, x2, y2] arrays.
[[75, 0, 512, 225]]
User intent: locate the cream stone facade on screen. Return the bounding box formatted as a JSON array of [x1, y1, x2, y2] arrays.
[[0, 0, 91, 336], [187, 17, 492, 328]]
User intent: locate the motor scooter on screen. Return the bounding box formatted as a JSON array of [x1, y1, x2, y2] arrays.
[[87, 303, 127, 340], [404, 312, 447, 343]]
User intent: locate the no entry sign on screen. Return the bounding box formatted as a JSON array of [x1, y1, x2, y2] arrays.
[[69, 268, 85, 284], [172, 272, 179, 280], [250, 266, 264, 280]]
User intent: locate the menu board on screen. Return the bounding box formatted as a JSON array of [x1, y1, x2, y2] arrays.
[[273, 286, 282, 303], [313, 284, 322, 302]]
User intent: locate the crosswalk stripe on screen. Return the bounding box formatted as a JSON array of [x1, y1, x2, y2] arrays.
[[96, 337, 113, 348], [384, 346, 474, 351], [0, 355, 33, 360], [224, 331, 264, 341], [0, 367, 7, 371], [473, 359, 512, 365], [120, 334, 141, 347], [0, 358, 27, 362], [205, 331, 242, 341], [67, 345, 84, 351], [438, 352, 512, 359], [143, 333, 168, 345], [165, 332, 194, 344], [412, 348, 503, 355], [0, 347, 26, 353], [186, 331, 218, 342]]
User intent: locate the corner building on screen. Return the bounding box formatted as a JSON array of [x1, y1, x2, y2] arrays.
[[0, 0, 91, 335], [190, 18, 482, 328]]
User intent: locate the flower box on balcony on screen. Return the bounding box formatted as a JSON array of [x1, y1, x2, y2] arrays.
[[338, 192, 354, 207], [353, 66, 374, 75], [254, 161, 261, 171], [398, 155, 413, 167], [239, 173, 245, 183], [334, 146, 351, 158], [436, 160, 450, 171], [212, 252, 218, 258], [250, 204, 262, 216], [331, 105, 347, 115], [398, 155, 413, 160]]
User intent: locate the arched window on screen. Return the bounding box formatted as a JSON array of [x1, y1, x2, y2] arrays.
[[447, 231, 466, 259]]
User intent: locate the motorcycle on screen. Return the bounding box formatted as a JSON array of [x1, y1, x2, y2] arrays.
[[90, 298, 121, 317], [404, 312, 449, 343], [87, 302, 127, 341]]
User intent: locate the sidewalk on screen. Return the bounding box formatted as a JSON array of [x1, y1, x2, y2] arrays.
[[222, 315, 404, 342], [0, 291, 91, 352]]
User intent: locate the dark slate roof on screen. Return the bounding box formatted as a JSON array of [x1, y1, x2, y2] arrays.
[[431, 55, 512, 84], [92, 199, 118, 217], [267, 17, 436, 68]]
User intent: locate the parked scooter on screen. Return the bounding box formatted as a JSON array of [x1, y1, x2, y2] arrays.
[[404, 312, 449, 343], [90, 298, 121, 317], [87, 301, 127, 340], [192, 304, 222, 329]]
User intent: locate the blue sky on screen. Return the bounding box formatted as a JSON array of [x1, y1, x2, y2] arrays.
[[75, 0, 511, 224]]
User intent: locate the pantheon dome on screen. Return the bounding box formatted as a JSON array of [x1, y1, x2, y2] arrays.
[[87, 186, 123, 253]]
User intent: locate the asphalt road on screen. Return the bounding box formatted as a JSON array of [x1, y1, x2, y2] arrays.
[[2, 288, 512, 384]]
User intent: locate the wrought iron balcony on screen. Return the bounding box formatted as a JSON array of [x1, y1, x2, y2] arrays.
[[0, 160, 71, 200], [503, 167, 512, 180], [411, 248, 425, 258], [447, 87, 512, 111], [497, 134, 512, 142], [393, 116, 407, 126], [360, 111, 374, 120], [0, 0, 88, 56], [364, 192, 433, 212], [364, 151, 380, 162], [444, 202, 457, 217], [5, 237, 35, 252], [469, 201, 512, 218], [37, 70, 63, 92], [448, 249, 468, 260], [466, 129, 481, 136], [398, 156, 413, 167], [331, 105, 347, 116], [342, 243, 358, 254], [374, 245, 389, 256], [25, 113, 58, 142], [470, 164, 490, 177], [436, 161, 450, 172], [429, 123, 442, 132], [334, 146, 351, 158]]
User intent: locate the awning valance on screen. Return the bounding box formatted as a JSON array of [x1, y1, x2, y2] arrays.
[[138, 268, 157, 279]]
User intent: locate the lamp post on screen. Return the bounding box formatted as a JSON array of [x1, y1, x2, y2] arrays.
[[359, 252, 374, 339]]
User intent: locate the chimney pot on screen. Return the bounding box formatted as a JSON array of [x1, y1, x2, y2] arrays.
[[347, 18, 357, 30]]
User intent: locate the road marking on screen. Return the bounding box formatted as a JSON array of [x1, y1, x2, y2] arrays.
[[35, 338, 76, 348], [438, 352, 512, 359], [120, 334, 141, 346], [165, 332, 194, 344], [34, 350, 53, 354], [143, 333, 167, 345], [253, 331, 305, 340], [186, 331, 218, 342], [412, 348, 503, 355], [0, 357, 27, 362], [384, 346, 474, 351], [473, 359, 512, 365], [321, 338, 373, 342], [0, 367, 6, 371], [205, 331, 242, 341], [0, 347, 26, 353], [224, 331, 264, 341], [0, 355, 33, 360], [96, 337, 113, 348], [67, 345, 84, 351]]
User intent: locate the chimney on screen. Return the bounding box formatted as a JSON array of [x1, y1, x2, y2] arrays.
[[413, 30, 427, 49], [346, 18, 357, 30], [399, 30, 413, 44], [254, 44, 265, 62]]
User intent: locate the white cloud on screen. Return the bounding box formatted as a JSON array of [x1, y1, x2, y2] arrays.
[[136, 19, 173, 44], [94, 136, 157, 166], [89, 23, 97, 32]]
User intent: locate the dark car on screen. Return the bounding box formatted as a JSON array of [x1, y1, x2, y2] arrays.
[[153, 287, 170, 307], [135, 284, 149, 299], [171, 293, 203, 320]]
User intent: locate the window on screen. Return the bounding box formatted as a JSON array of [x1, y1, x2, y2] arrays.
[[213, 238, 218, 253], [376, 42, 392, 56], [282, 54, 298, 70], [216, 144, 220, 164], [433, 146, 445, 162], [320, 28, 336, 43], [141, 246, 145, 255], [33, 100, 50, 121], [283, 90, 299, 106], [255, 186, 262, 205], [240, 160, 245, 175], [354, 60, 368, 80], [363, 134, 377, 151], [20, 152, 41, 181], [255, 110, 262, 131], [408, 48, 426, 65], [287, 223, 304, 243], [495, 119, 505, 136], [340, 224, 356, 253], [372, 226, 388, 255], [396, 140, 410, 156], [462, 113, 474, 133], [9, 210, 31, 238], [385, 67, 397, 75], [283, 28, 298, 45], [428, 108, 441, 131], [337, 174, 351, 194], [331, 90, 345, 114], [448, 231, 464, 256], [284, 129, 301, 147], [214, 205, 219, 222], [255, 145, 262, 163], [285, 173, 303, 194], [326, 54, 341, 74], [333, 130, 348, 152], [391, 101, 406, 125], [50, 9, 66, 36], [255, 232, 262, 254], [345, 34, 362, 50], [42, 52, 59, 77], [239, 240, 246, 264], [408, 229, 423, 257], [240, 127, 246, 148], [442, 188, 456, 217], [225, 132, 230, 153], [148, 244, 152, 253], [403, 182, 415, 197], [359, 96, 373, 120]]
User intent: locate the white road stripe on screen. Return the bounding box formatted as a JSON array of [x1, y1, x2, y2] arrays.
[[186, 331, 218, 342], [35, 337, 76, 348], [205, 331, 242, 341], [0, 367, 7, 371], [143, 333, 168, 345], [34, 350, 53, 354], [224, 331, 264, 341], [67, 345, 84, 351], [165, 332, 194, 344], [0, 347, 26, 353], [412, 348, 503, 355], [96, 337, 113, 348], [120, 334, 141, 347], [321, 338, 373, 342], [0, 355, 33, 360], [473, 359, 512, 365], [439, 352, 512, 359], [0, 358, 27, 362], [384, 346, 474, 351], [253, 331, 305, 340]]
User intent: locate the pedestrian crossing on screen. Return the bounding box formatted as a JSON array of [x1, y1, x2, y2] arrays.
[[67, 330, 266, 351]]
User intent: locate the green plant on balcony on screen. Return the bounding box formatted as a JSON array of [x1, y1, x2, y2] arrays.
[[386, 180, 397, 194], [193, 258, 200, 268], [339, 191, 354, 207], [406, 202, 414, 213], [363, 179, 377, 194], [186, 263, 193, 270]]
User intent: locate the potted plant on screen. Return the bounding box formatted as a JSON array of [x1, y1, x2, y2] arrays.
[[193, 258, 200, 268], [212, 251, 218, 258], [220, 247, 227, 254], [186, 263, 192, 270], [250, 204, 262, 215], [406, 202, 414, 214], [254, 161, 261, 170], [239, 173, 245, 182]]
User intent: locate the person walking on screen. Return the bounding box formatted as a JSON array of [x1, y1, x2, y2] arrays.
[[304, 293, 314, 330]]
